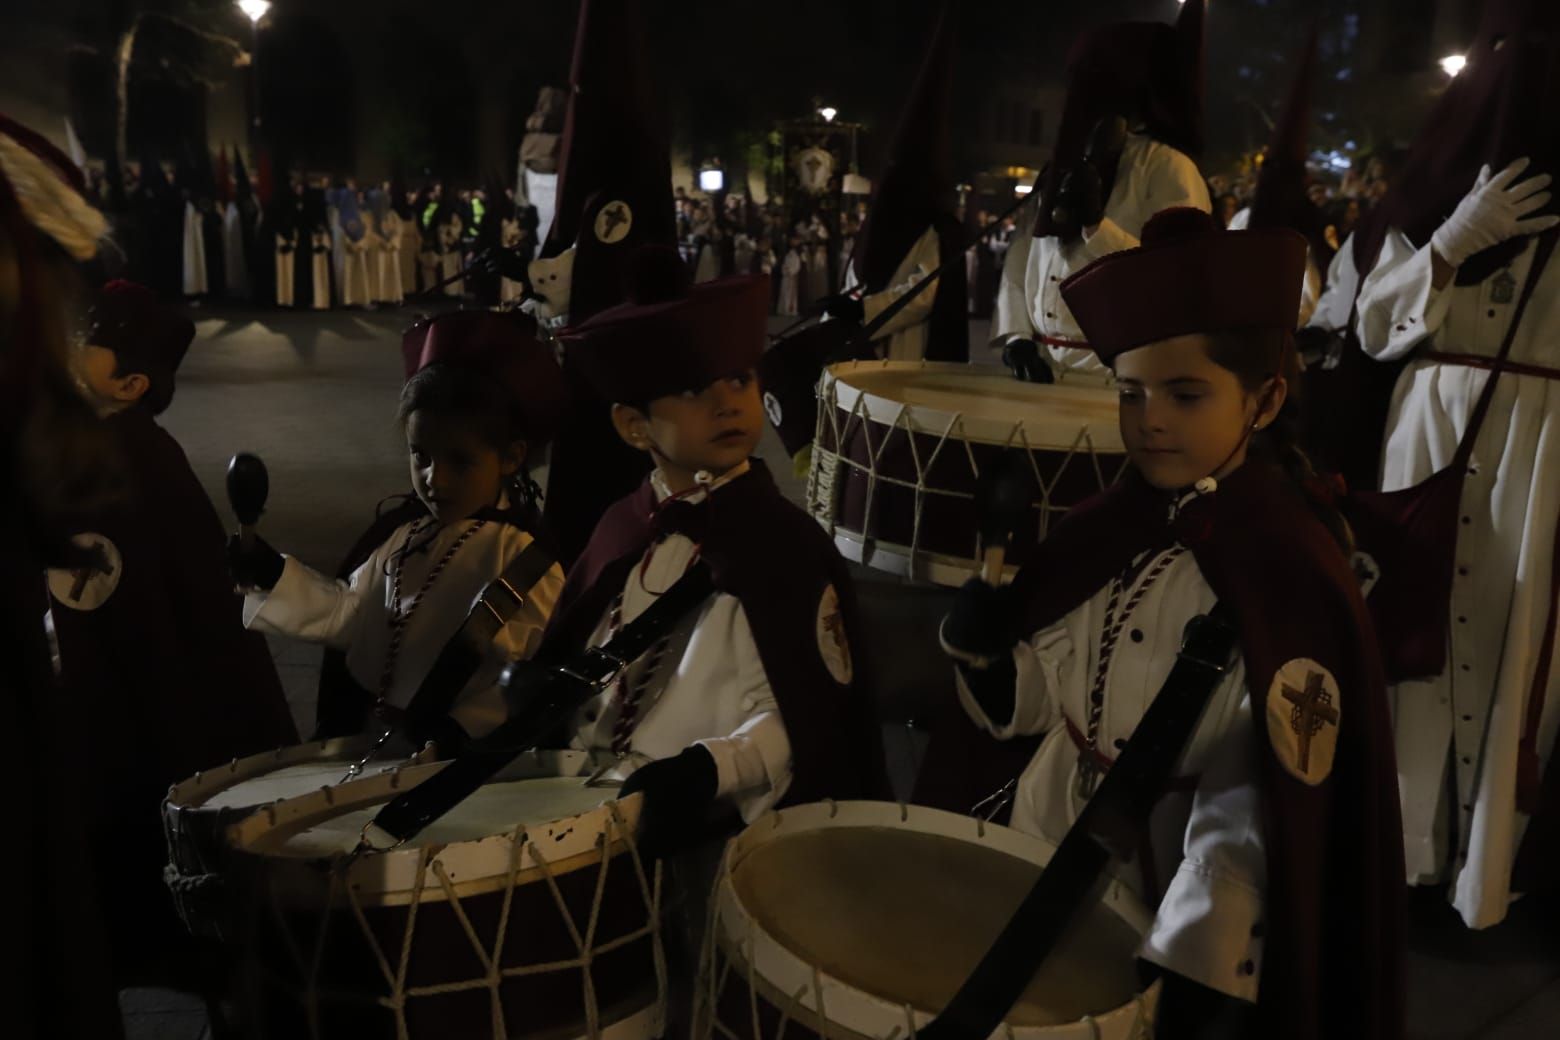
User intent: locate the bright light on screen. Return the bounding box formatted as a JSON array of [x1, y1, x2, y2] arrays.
[[818, 107, 838, 123], [1013, 182, 1033, 197], [237, 0, 270, 23], [1440, 53, 1467, 76], [698, 168, 725, 193]]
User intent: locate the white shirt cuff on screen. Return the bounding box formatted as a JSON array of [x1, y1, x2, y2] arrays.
[[1140, 859, 1265, 1002], [697, 711, 792, 820]]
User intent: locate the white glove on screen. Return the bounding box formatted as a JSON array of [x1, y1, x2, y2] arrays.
[[1431, 158, 1560, 269]]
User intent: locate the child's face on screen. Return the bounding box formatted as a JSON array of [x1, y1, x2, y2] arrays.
[[614, 371, 763, 485], [405, 410, 521, 525], [1113, 334, 1284, 491], [71, 342, 146, 416]]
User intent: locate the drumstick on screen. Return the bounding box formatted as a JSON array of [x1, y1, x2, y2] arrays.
[[975, 454, 1037, 587], [226, 453, 269, 552]]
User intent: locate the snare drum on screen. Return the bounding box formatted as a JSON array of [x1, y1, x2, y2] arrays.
[[163, 736, 428, 940], [226, 749, 663, 1040], [696, 801, 1158, 1040], [809, 361, 1127, 585]]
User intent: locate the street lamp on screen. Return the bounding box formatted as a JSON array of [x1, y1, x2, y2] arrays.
[[1440, 53, 1467, 77], [237, 1, 270, 147], [238, 0, 270, 23], [698, 165, 725, 193], [818, 106, 838, 123]]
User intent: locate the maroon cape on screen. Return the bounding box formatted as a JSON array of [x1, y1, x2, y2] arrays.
[[49, 405, 297, 981], [541, 461, 887, 805], [916, 462, 1404, 1040]]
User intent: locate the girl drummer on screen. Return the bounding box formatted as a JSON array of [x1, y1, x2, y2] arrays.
[[934, 209, 1404, 1039], [230, 311, 567, 752]]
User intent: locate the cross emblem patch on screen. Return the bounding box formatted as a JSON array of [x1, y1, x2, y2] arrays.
[[46, 532, 123, 612], [1266, 658, 1341, 785]]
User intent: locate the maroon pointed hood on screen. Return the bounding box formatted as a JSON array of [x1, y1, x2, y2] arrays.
[[1033, 0, 1204, 239], [1358, 0, 1560, 282], [540, 0, 675, 324], [1249, 29, 1333, 268], [851, 4, 956, 291]]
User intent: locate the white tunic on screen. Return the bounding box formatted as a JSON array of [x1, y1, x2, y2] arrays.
[[1355, 230, 1560, 927], [340, 234, 372, 308], [309, 229, 331, 310], [245, 516, 564, 739], [568, 469, 793, 822], [182, 202, 208, 297], [222, 202, 250, 299], [841, 224, 942, 363], [373, 215, 405, 305], [961, 547, 1265, 1001], [997, 134, 1210, 380], [1306, 233, 1362, 335]]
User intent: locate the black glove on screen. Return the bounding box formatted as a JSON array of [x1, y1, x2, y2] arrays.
[[226, 533, 285, 590], [1050, 162, 1106, 237], [941, 577, 1021, 665], [1002, 338, 1054, 383], [819, 292, 865, 324], [618, 744, 720, 861], [1148, 964, 1258, 1040]]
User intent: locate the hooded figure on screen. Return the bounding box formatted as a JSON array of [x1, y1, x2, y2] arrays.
[[339, 190, 373, 307], [993, 0, 1209, 382], [1350, 0, 1560, 929], [837, 5, 968, 365], [219, 146, 253, 300], [176, 150, 210, 299], [517, 86, 566, 244], [1241, 32, 1331, 327], [536, 0, 675, 566]]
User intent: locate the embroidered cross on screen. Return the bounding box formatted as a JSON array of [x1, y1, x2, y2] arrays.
[[68, 541, 113, 602], [599, 203, 629, 238], [820, 610, 850, 669], [1282, 670, 1339, 774]]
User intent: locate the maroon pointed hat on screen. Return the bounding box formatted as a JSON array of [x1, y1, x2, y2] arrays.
[[560, 245, 769, 403], [1060, 208, 1307, 365], [1357, 0, 1560, 280], [400, 309, 569, 444], [851, 3, 956, 292], [1033, 0, 1205, 238], [540, 0, 675, 323], [1249, 28, 1333, 266]]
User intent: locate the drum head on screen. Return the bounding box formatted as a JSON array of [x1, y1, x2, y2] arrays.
[[717, 802, 1153, 1033]]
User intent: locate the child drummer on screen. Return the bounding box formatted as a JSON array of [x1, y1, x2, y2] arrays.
[[933, 210, 1404, 1039], [537, 245, 886, 857], [230, 311, 568, 753]]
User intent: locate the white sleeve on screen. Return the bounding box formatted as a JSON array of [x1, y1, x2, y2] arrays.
[[1353, 227, 1451, 361], [242, 551, 379, 651], [1306, 238, 1359, 333], [1140, 690, 1266, 1003], [955, 619, 1074, 739], [693, 606, 792, 821], [992, 202, 1039, 348], [861, 226, 942, 339]]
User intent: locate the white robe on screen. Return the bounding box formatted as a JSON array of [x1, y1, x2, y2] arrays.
[[568, 468, 791, 822], [374, 215, 405, 305], [340, 234, 372, 308], [438, 216, 464, 296], [778, 249, 802, 316], [222, 202, 250, 299], [274, 231, 296, 307], [309, 229, 331, 310], [960, 545, 1265, 1001], [997, 134, 1210, 381], [524, 168, 558, 244], [1355, 231, 1560, 928], [841, 224, 941, 363], [181, 202, 208, 297], [245, 516, 564, 740], [1306, 232, 1363, 336]]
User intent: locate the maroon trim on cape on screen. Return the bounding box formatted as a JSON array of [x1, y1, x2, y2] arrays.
[[542, 460, 887, 804], [915, 463, 1404, 1040]]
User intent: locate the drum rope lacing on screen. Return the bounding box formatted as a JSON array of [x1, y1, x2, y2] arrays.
[[1076, 545, 1187, 799], [251, 799, 665, 1038], [808, 370, 1127, 578]]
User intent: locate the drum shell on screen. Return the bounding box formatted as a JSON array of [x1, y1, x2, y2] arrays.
[[225, 751, 663, 1040]]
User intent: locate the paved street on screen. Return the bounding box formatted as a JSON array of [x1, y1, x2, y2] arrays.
[[124, 306, 1558, 1039]]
